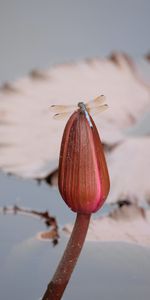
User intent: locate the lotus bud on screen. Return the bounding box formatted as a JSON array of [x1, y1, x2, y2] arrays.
[[58, 110, 110, 214]]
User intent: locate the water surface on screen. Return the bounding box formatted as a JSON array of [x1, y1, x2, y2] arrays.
[[0, 172, 150, 300]]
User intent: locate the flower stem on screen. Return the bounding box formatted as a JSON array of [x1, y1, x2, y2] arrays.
[[42, 213, 91, 300]]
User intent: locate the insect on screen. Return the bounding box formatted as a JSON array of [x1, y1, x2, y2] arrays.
[[50, 95, 108, 128]]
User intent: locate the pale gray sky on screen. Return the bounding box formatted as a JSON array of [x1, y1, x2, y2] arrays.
[[0, 0, 149, 82]]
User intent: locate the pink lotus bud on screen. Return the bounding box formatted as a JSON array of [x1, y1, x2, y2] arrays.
[[58, 110, 110, 214]]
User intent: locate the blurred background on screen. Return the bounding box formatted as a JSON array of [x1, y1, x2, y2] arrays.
[[0, 0, 150, 82]]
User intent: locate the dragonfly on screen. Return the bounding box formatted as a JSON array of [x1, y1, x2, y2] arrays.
[[50, 95, 108, 128]]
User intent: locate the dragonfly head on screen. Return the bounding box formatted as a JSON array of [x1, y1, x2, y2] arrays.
[[77, 102, 86, 112]]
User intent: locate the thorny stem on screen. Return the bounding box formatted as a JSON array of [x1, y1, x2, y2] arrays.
[[42, 213, 91, 300]]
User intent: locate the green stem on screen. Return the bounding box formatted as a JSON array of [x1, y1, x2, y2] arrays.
[[42, 213, 91, 300]]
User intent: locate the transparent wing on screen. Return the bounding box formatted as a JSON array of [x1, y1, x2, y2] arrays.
[[86, 95, 106, 109], [53, 111, 73, 120], [91, 104, 109, 115], [50, 104, 76, 113]]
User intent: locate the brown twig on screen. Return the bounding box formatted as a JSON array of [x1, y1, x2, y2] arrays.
[[2, 205, 59, 245]]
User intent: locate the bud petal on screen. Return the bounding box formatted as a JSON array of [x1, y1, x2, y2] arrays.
[[58, 111, 110, 213]]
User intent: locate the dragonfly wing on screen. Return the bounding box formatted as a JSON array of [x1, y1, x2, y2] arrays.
[[91, 104, 109, 115], [53, 111, 73, 120], [86, 95, 106, 109], [50, 104, 76, 113]]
